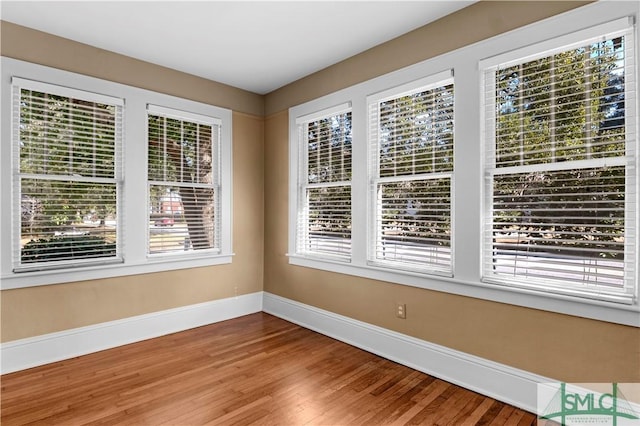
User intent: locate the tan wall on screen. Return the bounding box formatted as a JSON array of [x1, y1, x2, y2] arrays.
[[1, 1, 639, 383], [0, 24, 265, 342], [263, 1, 640, 383]]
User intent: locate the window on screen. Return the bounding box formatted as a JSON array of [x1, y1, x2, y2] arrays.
[[482, 20, 636, 303], [147, 105, 221, 256], [12, 78, 123, 272], [295, 104, 352, 260], [368, 72, 454, 275], [1, 58, 233, 289], [289, 4, 638, 325]]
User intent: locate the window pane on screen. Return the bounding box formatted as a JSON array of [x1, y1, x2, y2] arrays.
[[379, 84, 454, 177], [148, 115, 214, 184], [20, 90, 117, 178], [307, 112, 352, 184], [148, 184, 216, 254], [495, 37, 627, 167], [302, 185, 351, 257], [375, 178, 451, 269], [491, 166, 625, 288], [20, 179, 117, 264]]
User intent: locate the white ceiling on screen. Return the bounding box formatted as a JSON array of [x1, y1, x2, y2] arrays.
[[0, 1, 474, 94]]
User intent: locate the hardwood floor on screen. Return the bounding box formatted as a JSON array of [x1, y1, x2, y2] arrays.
[[1, 313, 537, 425]]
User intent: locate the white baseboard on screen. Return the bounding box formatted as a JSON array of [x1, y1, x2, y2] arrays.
[[263, 292, 552, 413], [2, 290, 635, 418], [1, 292, 263, 374]]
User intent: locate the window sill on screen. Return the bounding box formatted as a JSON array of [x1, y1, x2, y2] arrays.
[[287, 254, 639, 327], [0, 253, 234, 290]]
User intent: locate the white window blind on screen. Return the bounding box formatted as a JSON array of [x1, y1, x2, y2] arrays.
[[297, 106, 352, 260], [368, 73, 454, 274], [12, 78, 123, 271], [147, 105, 221, 255], [482, 23, 637, 303]]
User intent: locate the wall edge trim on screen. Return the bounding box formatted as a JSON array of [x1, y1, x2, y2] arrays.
[[1, 292, 264, 374], [262, 291, 553, 413]]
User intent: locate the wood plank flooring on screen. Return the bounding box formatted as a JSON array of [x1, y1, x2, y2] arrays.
[[1, 313, 538, 425]]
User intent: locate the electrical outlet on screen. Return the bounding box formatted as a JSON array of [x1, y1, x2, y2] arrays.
[[396, 302, 406, 319]]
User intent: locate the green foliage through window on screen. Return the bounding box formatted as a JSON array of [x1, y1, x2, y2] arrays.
[[17, 86, 121, 266], [488, 32, 630, 289]]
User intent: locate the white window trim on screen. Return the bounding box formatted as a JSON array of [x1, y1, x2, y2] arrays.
[[0, 57, 233, 290], [146, 104, 223, 258], [288, 1, 639, 327]]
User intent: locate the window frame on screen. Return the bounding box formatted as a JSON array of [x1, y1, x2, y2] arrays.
[[0, 57, 233, 290], [146, 104, 223, 258], [367, 71, 455, 276], [480, 17, 636, 305], [288, 2, 639, 327], [11, 78, 125, 272]]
